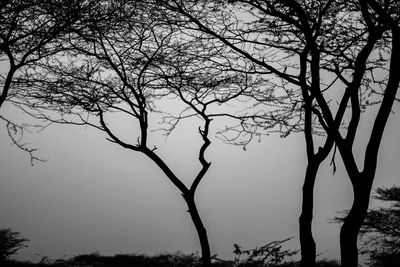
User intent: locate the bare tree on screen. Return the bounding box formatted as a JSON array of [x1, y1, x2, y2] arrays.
[[159, 1, 399, 266], [158, 1, 342, 266], [0, 0, 88, 162], [15, 2, 260, 266], [321, 1, 399, 266]]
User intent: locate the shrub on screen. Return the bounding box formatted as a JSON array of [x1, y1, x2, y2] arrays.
[[0, 228, 29, 260]]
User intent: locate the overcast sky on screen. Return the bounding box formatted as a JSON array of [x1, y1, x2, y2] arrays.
[[1, 86, 400, 263]]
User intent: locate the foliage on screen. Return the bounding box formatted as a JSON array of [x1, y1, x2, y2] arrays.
[[232, 238, 298, 267], [360, 186, 400, 267], [59, 251, 202, 267], [0, 228, 29, 260], [335, 186, 400, 266], [0, 250, 342, 267]]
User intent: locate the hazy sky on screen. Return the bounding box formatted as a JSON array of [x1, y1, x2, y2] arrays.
[[1, 90, 400, 263]]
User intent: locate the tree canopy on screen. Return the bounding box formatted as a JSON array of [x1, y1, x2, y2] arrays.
[[2, 1, 400, 266]]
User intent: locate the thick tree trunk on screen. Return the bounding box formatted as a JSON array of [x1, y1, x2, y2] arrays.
[[299, 162, 319, 267], [340, 182, 372, 267], [185, 194, 212, 267]]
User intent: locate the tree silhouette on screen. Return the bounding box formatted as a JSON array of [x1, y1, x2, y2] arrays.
[[160, 1, 400, 266], [8, 1, 399, 266], [0, 0, 89, 162], [15, 1, 263, 266], [0, 228, 29, 260]]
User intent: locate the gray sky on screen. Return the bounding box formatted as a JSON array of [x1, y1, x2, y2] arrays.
[[1, 94, 400, 263]]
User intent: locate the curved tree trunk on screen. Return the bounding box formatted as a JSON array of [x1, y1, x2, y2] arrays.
[[299, 162, 319, 267], [185, 193, 212, 267], [340, 181, 372, 267], [144, 149, 212, 267]]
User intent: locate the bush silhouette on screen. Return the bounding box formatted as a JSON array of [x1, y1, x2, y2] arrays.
[[0, 228, 29, 260]]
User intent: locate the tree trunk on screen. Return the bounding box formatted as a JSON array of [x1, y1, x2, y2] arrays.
[[184, 193, 212, 267], [340, 181, 372, 267], [299, 162, 319, 267], [0, 67, 15, 109]]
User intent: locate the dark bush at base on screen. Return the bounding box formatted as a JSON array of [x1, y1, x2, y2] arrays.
[[1, 254, 342, 267]]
